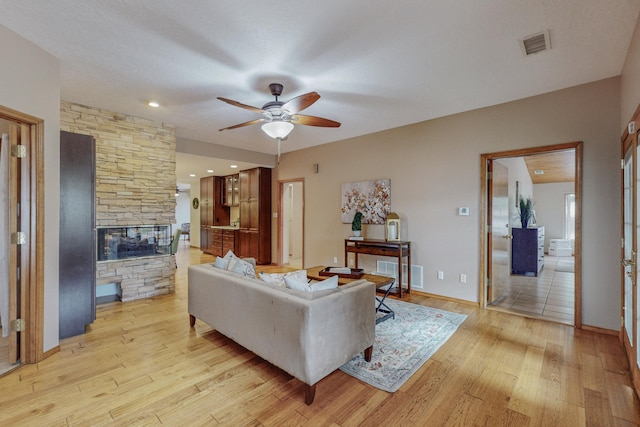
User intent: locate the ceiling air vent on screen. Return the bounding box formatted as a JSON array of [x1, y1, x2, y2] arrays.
[[520, 30, 551, 56]]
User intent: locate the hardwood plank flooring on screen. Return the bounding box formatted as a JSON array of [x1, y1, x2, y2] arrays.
[[0, 245, 638, 426]]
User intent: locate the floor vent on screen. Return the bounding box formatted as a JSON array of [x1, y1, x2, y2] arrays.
[[520, 30, 551, 56], [375, 261, 424, 290]]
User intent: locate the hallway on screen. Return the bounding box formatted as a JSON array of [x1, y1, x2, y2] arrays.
[[490, 255, 574, 324]]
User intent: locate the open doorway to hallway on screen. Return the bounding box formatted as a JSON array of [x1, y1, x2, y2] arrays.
[[279, 180, 304, 269], [482, 142, 582, 326]]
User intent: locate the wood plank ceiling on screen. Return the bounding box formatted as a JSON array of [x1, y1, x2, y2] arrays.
[[524, 150, 575, 184]]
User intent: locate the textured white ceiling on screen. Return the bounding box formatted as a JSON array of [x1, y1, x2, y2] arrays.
[[2, 1, 639, 163]]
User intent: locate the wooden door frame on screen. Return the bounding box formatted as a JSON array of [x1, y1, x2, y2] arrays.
[[277, 178, 304, 266], [0, 105, 45, 363], [480, 141, 583, 328]]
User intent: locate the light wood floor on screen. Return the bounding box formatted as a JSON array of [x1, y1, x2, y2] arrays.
[[0, 246, 638, 426]]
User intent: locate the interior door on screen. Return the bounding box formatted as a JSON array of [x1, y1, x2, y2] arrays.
[[488, 160, 510, 303], [622, 126, 640, 395]]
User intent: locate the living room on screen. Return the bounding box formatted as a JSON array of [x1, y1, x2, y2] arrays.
[[1, 1, 640, 424]]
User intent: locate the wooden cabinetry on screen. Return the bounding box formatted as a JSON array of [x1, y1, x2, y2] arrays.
[[237, 167, 271, 264], [200, 176, 230, 254], [511, 226, 545, 276], [223, 174, 239, 207]]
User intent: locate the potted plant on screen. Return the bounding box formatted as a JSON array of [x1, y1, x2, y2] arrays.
[[351, 212, 363, 236], [518, 196, 534, 228]]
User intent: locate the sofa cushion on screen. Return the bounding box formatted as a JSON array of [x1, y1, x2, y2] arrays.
[[214, 256, 229, 270], [284, 274, 338, 293], [228, 257, 256, 278], [260, 270, 307, 288]]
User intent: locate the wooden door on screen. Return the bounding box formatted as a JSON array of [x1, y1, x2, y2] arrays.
[[621, 125, 640, 396], [3, 128, 18, 364], [488, 160, 510, 303]]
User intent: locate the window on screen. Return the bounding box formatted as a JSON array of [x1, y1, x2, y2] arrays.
[[564, 193, 575, 240]]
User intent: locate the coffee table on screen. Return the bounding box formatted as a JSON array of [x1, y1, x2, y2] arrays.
[[306, 266, 396, 324]]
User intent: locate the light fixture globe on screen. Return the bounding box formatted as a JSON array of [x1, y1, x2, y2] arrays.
[[261, 121, 294, 139]]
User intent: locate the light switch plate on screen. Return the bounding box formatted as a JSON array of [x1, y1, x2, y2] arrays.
[[458, 207, 470, 216]]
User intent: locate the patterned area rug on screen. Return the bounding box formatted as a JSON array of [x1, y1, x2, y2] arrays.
[[340, 299, 467, 392]]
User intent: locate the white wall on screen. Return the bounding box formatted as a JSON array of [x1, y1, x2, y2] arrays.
[[496, 157, 533, 228], [174, 191, 191, 234], [274, 77, 621, 330], [190, 180, 201, 248], [534, 182, 575, 250], [0, 24, 60, 351]]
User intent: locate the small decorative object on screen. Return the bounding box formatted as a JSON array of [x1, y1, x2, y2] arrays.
[[351, 211, 363, 237], [518, 196, 534, 228], [385, 212, 401, 241], [192, 197, 199, 209]]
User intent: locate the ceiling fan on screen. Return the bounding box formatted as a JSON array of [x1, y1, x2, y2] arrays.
[[218, 83, 341, 160]]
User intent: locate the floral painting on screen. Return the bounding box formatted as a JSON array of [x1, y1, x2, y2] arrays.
[[341, 179, 391, 224]]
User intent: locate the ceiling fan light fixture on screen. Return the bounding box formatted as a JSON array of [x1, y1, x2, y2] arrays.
[[262, 121, 294, 139]]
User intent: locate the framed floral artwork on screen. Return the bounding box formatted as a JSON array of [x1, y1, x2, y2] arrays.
[[341, 179, 391, 224]]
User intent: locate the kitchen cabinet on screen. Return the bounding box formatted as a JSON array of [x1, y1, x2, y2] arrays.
[[224, 174, 239, 207], [237, 167, 271, 264], [200, 176, 230, 254]]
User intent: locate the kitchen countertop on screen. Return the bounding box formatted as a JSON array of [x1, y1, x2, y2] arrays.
[[211, 225, 239, 230]]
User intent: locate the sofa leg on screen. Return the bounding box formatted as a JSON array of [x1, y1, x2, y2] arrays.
[[304, 384, 316, 405], [189, 314, 196, 327], [364, 345, 373, 362]]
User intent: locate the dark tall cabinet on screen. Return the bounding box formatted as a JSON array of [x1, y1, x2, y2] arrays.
[[59, 131, 96, 339], [511, 226, 545, 276], [237, 167, 271, 264]]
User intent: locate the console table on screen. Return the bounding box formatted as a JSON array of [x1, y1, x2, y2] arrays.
[[344, 239, 411, 298]]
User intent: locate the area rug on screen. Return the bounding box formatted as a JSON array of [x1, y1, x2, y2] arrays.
[[339, 299, 467, 393]]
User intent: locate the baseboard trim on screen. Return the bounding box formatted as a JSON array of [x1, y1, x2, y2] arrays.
[[581, 324, 618, 336], [410, 290, 480, 307], [42, 345, 60, 359]]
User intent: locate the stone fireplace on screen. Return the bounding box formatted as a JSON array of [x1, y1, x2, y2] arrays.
[[60, 101, 177, 301]]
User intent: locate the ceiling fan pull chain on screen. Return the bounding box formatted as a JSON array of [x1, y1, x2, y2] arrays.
[[277, 138, 281, 164]]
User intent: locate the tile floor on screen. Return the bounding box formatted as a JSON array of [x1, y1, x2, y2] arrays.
[[490, 255, 575, 324]]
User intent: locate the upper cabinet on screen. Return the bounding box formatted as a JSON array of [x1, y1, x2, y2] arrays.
[[223, 174, 239, 207]]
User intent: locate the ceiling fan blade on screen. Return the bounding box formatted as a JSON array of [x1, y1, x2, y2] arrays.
[[217, 97, 264, 113], [282, 92, 320, 114], [219, 118, 264, 131], [292, 114, 341, 128]]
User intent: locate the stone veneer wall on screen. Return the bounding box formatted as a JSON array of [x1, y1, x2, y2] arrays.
[[60, 101, 177, 301]]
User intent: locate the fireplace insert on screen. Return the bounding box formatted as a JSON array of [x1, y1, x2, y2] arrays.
[[97, 225, 171, 261]]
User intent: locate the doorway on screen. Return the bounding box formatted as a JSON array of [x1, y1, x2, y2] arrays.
[[278, 180, 304, 268], [481, 142, 582, 327], [0, 105, 46, 368]]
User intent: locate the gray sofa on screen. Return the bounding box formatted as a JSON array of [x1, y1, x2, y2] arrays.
[[188, 264, 376, 404]]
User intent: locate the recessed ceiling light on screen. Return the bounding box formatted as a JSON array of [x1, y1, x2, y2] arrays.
[[230, 165, 238, 169], [534, 170, 544, 175], [148, 101, 160, 108], [207, 169, 214, 173], [189, 173, 196, 177]]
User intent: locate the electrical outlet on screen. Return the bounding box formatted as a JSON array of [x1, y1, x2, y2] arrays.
[[437, 271, 444, 280], [460, 274, 467, 283], [333, 257, 338, 264]]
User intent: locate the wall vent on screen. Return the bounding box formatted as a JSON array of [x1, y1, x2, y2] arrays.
[[375, 261, 424, 290], [520, 30, 551, 56]]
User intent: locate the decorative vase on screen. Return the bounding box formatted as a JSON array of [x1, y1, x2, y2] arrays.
[[353, 230, 361, 237]]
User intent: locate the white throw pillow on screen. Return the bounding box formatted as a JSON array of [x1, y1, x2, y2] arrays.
[[214, 256, 229, 270], [284, 275, 310, 291], [260, 270, 307, 288], [229, 257, 256, 278], [309, 275, 338, 291], [284, 274, 338, 292]]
